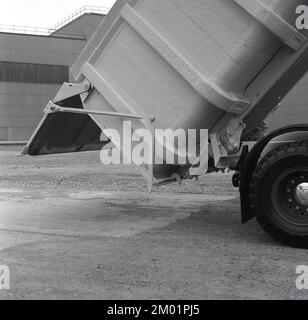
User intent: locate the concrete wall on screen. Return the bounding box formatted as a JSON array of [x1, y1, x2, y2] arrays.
[[0, 33, 85, 65], [0, 83, 60, 140], [0, 32, 86, 141], [52, 14, 104, 40]]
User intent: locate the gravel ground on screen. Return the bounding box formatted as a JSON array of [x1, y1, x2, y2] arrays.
[[0, 149, 307, 300], [0, 149, 236, 195]]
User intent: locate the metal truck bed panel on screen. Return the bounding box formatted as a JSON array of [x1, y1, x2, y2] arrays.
[[72, 0, 308, 130], [25, 0, 308, 182]]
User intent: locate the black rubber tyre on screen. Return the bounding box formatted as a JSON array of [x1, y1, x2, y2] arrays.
[[250, 141, 308, 248]]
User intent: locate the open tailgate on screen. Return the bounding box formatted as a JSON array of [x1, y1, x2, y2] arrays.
[[23, 95, 106, 156]]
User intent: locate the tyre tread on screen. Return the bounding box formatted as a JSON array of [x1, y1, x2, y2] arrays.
[[250, 141, 308, 248]]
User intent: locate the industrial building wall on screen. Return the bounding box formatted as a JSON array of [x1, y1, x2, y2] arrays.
[[267, 71, 308, 131], [0, 33, 85, 65], [52, 14, 104, 40], [0, 32, 86, 141], [0, 83, 60, 140]]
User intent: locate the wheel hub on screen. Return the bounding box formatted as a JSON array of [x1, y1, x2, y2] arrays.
[[281, 172, 308, 216], [295, 183, 308, 207]]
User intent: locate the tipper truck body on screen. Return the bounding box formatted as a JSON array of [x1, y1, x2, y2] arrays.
[[24, 0, 308, 247]]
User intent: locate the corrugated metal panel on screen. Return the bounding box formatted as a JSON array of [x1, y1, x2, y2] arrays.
[[0, 61, 69, 84]]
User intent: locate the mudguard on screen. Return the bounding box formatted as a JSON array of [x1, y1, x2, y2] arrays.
[[240, 124, 308, 223]]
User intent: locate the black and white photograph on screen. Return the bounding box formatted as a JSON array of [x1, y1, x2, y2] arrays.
[[1, 0, 308, 305]]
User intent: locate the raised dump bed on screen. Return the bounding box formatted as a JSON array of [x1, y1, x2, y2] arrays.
[[25, 0, 308, 182], [24, 0, 308, 246]]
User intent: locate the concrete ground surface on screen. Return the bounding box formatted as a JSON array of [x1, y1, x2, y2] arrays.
[[0, 148, 307, 300]]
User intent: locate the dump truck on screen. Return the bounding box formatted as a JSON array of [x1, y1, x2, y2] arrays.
[[23, 0, 308, 247]]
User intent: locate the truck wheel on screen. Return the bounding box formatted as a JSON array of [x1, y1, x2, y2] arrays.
[[249, 141, 308, 248]]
